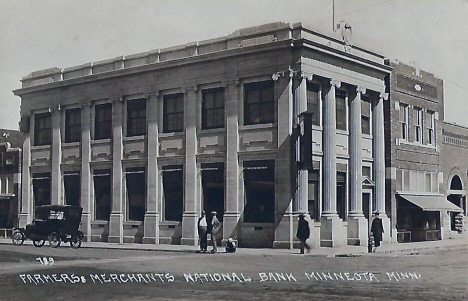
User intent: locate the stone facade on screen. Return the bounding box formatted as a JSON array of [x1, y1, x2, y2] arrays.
[[14, 22, 391, 248]]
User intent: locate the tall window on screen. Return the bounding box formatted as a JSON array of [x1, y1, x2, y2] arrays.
[[34, 113, 52, 146], [126, 168, 146, 221], [127, 99, 146, 137], [65, 108, 81, 143], [95, 103, 112, 140], [414, 107, 422, 143], [93, 170, 111, 221], [337, 172, 346, 220], [162, 165, 183, 222], [243, 160, 275, 223], [32, 173, 51, 207], [336, 90, 347, 131], [306, 83, 320, 126], [202, 88, 225, 129], [361, 98, 371, 135], [64, 172, 80, 206], [308, 170, 320, 220], [163, 94, 184, 133], [399, 103, 409, 140], [426, 110, 435, 145], [244, 81, 274, 125], [201, 162, 224, 222]]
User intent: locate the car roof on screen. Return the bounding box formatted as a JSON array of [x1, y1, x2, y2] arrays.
[[35, 205, 83, 211]]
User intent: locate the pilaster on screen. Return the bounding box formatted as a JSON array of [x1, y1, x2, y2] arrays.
[[80, 101, 92, 241], [273, 70, 294, 249], [143, 92, 160, 244], [347, 86, 367, 245], [51, 106, 62, 205], [19, 133, 31, 228], [374, 92, 390, 241], [223, 80, 241, 244], [109, 97, 124, 243], [181, 86, 198, 246]]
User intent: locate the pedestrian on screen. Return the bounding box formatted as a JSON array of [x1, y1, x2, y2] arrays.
[[296, 213, 311, 254], [197, 210, 208, 253], [371, 212, 384, 252], [210, 211, 220, 253], [225, 237, 237, 253]]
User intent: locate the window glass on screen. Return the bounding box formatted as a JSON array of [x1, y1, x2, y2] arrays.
[[244, 81, 274, 125], [162, 165, 183, 221], [34, 113, 52, 146], [95, 104, 112, 140], [201, 162, 224, 222], [93, 170, 111, 221], [307, 83, 320, 126], [335, 90, 347, 131], [64, 173, 80, 206], [127, 99, 146, 137], [65, 109, 81, 143], [163, 94, 184, 133], [361, 98, 371, 135], [243, 160, 275, 223], [126, 168, 146, 221], [32, 173, 51, 207], [202, 88, 225, 129]]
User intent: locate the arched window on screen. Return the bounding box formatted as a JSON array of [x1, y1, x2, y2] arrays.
[[450, 175, 463, 190]]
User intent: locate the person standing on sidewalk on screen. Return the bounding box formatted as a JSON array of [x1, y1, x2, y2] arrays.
[[210, 211, 220, 253], [197, 211, 208, 253], [371, 212, 384, 252], [296, 214, 311, 254]]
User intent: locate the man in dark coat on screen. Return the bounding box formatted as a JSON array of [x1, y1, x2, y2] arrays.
[[197, 211, 208, 253], [371, 212, 384, 252], [296, 214, 311, 254]]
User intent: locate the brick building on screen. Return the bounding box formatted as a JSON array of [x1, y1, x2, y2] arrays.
[[441, 122, 468, 237], [0, 129, 23, 233], [13, 22, 391, 248], [385, 60, 463, 243]]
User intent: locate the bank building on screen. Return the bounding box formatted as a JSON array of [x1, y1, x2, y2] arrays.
[[13, 22, 464, 248]]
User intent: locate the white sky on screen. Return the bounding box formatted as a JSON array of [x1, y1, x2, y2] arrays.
[[0, 0, 467, 130]]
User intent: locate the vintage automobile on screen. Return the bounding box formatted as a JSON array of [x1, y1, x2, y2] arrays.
[[11, 205, 84, 249]]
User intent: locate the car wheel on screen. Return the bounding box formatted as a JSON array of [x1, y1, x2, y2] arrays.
[[12, 230, 25, 246], [48, 232, 61, 248], [33, 240, 45, 247], [70, 235, 82, 249]]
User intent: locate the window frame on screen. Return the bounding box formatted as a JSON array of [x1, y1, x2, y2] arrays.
[[306, 83, 321, 126], [94, 103, 113, 140], [163, 94, 184, 133], [243, 81, 275, 126], [34, 112, 52, 146], [126, 98, 147, 137], [414, 107, 423, 144], [399, 103, 409, 141], [426, 110, 435, 145], [335, 90, 347, 131], [201, 88, 225, 130], [361, 97, 371, 135], [65, 108, 82, 143], [125, 167, 146, 221]]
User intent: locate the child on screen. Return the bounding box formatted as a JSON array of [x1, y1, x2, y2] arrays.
[[225, 237, 237, 253]]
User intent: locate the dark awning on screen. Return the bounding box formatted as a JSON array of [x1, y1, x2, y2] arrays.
[[398, 194, 463, 212]]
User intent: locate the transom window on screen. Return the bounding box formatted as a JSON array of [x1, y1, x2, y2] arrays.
[[65, 108, 81, 143], [244, 81, 274, 125], [34, 113, 52, 146], [94, 103, 112, 140], [202, 88, 225, 129], [163, 94, 184, 133], [127, 98, 147, 137]]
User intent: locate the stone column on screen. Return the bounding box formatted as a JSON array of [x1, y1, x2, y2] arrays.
[[19, 130, 31, 228], [80, 102, 92, 242], [347, 86, 367, 245], [51, 106, 62, 205], [223, 80, 241, 244], [320, 79, 346, 247], [143, 92, 160, 244], [296, 74, 308, 214], [373, 92, 390, 241], [273, 71, 294, 249], [181, 87, 198, 246], [109, 98, 124, 243]]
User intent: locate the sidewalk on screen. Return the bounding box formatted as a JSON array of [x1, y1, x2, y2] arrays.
[[2, 237, 468, 257]]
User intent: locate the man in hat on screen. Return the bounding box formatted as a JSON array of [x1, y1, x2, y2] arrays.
[[210, 211, 220, 253], [197, 210, 208, 253], [296, 214, 311, 254], [371, 212, 384, 252]]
